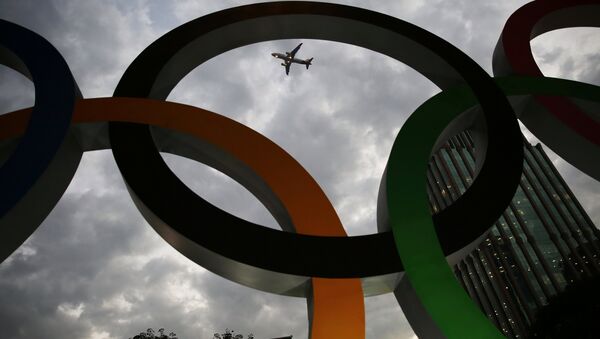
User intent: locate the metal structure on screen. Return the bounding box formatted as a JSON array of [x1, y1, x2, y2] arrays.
[[0, 1, 598, 338]]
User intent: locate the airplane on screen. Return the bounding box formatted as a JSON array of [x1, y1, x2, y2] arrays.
[[271, 43, 313, 75]]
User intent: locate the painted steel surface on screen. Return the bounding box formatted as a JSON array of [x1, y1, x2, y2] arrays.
[[494, 0, 600, 181], [1, 1, 598, 338]]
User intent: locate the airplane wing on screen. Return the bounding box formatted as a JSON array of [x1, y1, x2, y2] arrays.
[[289, 43, 302, 58], [285, 63, 291, 75]]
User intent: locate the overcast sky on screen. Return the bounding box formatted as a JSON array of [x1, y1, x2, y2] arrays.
[[0, 1, 598, 338]]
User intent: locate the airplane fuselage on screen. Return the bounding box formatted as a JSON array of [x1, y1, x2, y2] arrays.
[[271, 53, 310, 65]]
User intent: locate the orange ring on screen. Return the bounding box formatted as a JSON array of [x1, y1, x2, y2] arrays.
[[0, 97, 365, 339]]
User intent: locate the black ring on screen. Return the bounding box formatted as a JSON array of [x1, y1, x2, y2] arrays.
[[109, 1, 522, 295]]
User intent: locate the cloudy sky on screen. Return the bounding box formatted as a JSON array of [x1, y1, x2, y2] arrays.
[[0, 0, 598, 338]]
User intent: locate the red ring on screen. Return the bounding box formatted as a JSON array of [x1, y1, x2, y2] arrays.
[[498, 0, 600, 145]]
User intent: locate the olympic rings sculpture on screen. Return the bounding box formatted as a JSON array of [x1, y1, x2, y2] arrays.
[[0, 1, 598, 338]]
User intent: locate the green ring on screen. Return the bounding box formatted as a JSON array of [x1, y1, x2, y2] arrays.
[[386, 76, 600, 338]]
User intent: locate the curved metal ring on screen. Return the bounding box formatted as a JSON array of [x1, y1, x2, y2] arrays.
[[109, 0, 521, 291], [0, 97, 366, 339], [493, 0, 600, 180], [387, 75, 600, 338], [0, 20, 81, 261]]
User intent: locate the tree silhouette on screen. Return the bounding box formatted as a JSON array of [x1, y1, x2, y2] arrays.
[[213, 328, 254, 339], [529, 275, 600, 338], [129, 328, 178, 339]]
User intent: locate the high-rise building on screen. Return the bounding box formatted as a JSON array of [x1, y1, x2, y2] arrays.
[[426, 131, 600, 338]]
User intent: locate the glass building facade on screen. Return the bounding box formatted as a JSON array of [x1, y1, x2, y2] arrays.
[[426, 131, 600, 338]]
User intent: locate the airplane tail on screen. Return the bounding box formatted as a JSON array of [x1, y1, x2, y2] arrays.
[[305, 57, 313, 69]]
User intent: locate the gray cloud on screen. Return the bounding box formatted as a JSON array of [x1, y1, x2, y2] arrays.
[[0, 67, 34, 113]]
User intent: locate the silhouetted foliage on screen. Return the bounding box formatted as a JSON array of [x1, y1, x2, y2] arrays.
[[129, 328, 178, 339], [213, 328, 254, 339], [529, 275, 600, 338]]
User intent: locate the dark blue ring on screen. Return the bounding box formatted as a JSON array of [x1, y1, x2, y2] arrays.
[[0, 20, 77, 218]]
